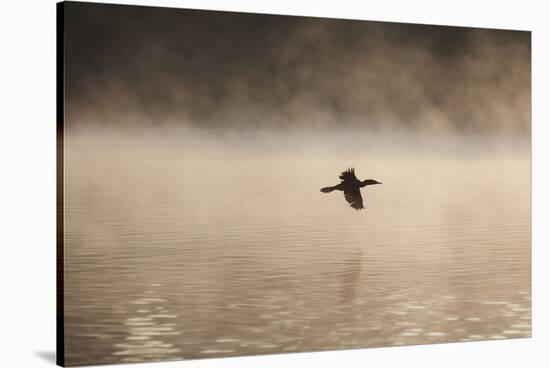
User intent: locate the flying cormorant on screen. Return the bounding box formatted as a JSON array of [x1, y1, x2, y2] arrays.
[[320, 168, 381, 210]]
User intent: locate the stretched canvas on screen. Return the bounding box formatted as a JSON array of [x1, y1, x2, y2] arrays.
[[57, 1, 531, 366]]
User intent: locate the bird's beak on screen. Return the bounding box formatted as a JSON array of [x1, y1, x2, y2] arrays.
[[378, 182, 382, 184]]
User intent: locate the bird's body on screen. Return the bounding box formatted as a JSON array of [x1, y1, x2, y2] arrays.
[[321, 168, 381, 210]]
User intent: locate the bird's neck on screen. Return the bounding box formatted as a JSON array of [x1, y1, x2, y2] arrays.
[[360, 180, 376, 187]]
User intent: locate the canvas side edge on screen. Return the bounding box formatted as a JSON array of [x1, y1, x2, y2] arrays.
[[56, 2, 66, 367]]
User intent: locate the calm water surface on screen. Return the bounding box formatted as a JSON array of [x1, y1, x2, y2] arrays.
[[63, 133, 531, 365]]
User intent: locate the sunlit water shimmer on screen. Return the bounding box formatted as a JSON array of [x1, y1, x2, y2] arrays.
[[63, 131, 531, 365]]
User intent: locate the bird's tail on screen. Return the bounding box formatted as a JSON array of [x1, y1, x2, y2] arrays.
[[320, 186, 336, 193]]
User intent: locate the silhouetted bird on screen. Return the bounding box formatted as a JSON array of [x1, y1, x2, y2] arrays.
[[320, 168, 381, 210]]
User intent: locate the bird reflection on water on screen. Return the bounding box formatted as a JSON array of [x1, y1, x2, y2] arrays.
[[321, 168, 381, 210]]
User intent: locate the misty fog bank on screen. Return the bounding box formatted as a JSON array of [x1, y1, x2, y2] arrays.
[[64, 124, 530, 160], [64, 3, 530, 137]]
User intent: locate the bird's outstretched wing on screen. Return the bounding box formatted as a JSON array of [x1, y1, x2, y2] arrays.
[[339, 168, 357, 182], [344, 187, 364, 210]]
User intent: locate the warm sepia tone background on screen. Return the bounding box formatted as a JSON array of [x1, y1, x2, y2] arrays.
[[60, 2, 531, 366], [4, 1, 550, 368]]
